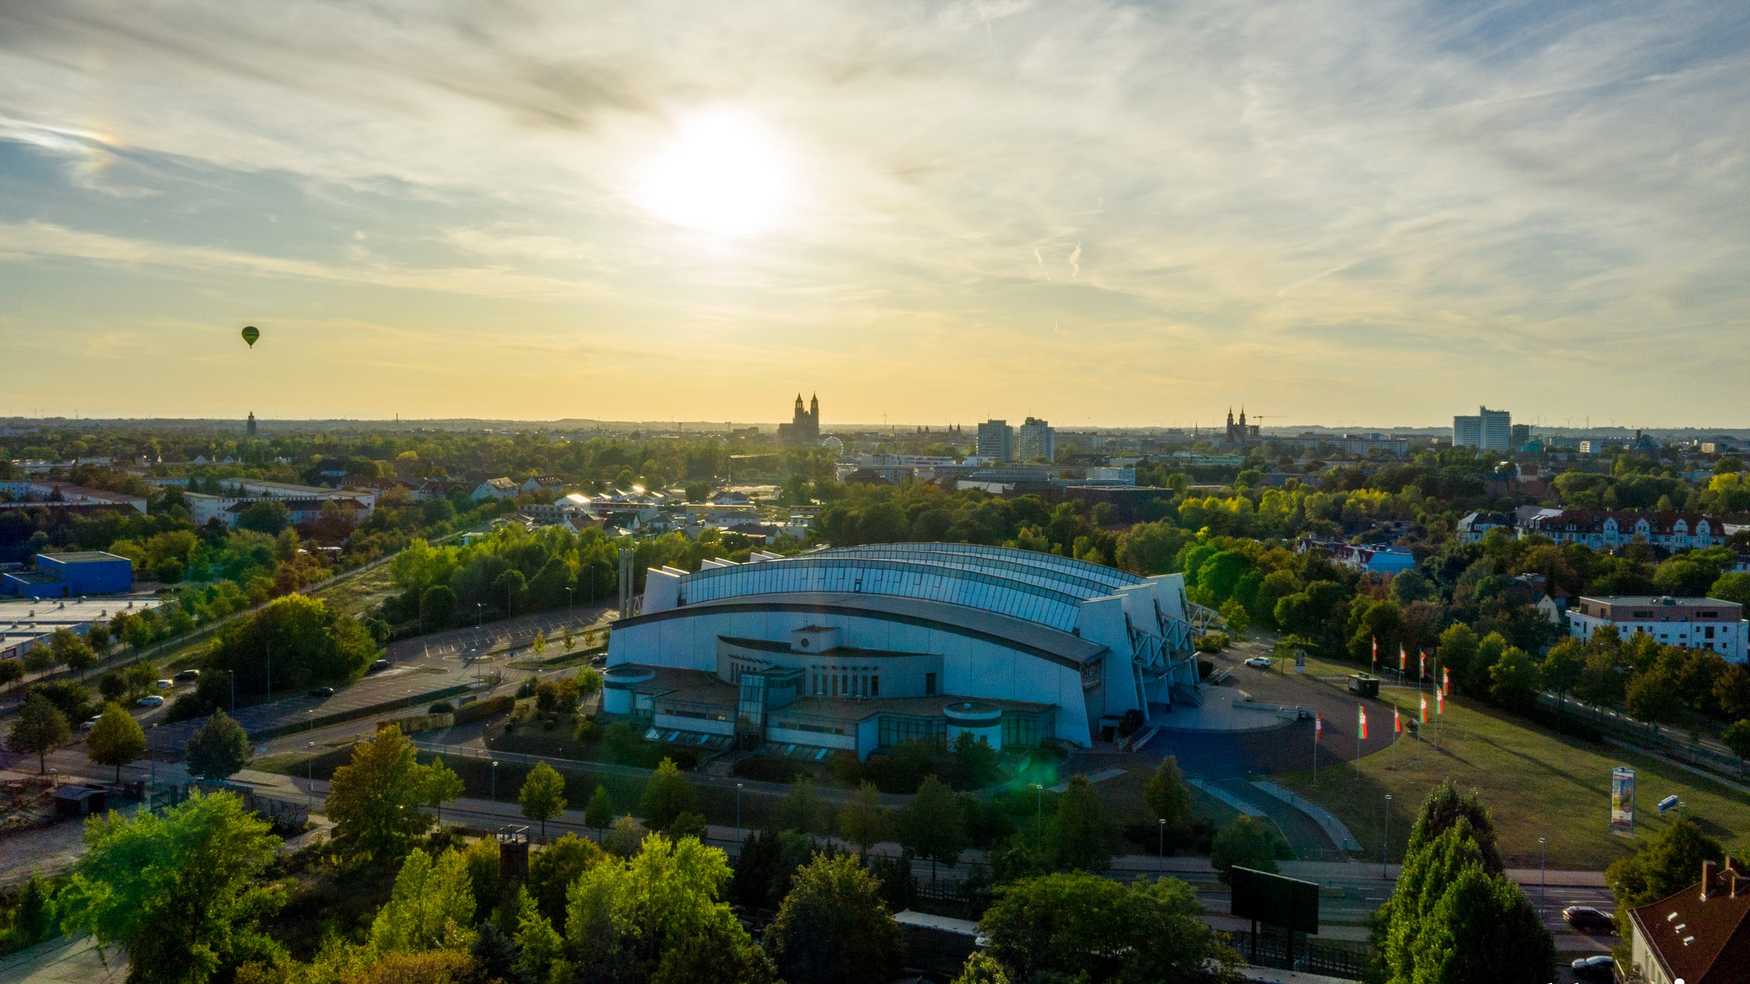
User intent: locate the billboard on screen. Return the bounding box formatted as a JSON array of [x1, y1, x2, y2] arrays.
[[1610, 766, 1636, 834], [1230, 866, 1320, 935]]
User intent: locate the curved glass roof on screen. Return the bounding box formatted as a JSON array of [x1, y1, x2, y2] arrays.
[[678, 553, 1093, 631], [819, 543, 1146, 594]]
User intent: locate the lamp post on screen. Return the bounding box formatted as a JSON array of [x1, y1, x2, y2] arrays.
[[490, 760, 499, 801], [1381, 793, 1393, 879], [476, 602, 484, 630], [1031, 783, 1044, 845], [736, 782, 744, 843], [305, 739, 316, 808], [1538, 835, 1548, 915], [1158, 817, 1166, 862]]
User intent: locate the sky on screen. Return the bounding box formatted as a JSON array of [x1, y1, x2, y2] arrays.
[[2, 1, 1748, 428]]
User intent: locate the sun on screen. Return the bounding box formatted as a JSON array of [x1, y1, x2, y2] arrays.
[[636, 109, 791, 238]]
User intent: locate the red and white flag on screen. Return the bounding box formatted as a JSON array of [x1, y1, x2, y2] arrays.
[[1420, 693, 1430, 725], [1358, 705, 1369, 741], [1436, 689, 1445, 716], [1419, 650, 1427, 680], [1442, 666, 1451, 696], [1393, 705, 1402, 735], [1371, 636, 1379, 670], [1398, 646, 1407, 672]]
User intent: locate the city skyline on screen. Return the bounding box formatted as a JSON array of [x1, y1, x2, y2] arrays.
[[5, 1, 1750, 424]]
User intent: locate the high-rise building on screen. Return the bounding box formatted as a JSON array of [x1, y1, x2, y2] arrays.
[[976, 419, 1014, 462], [246, 411, 257, 437], [1016, 417, 1055, 463], [1453, 406, 1510, 452], [1510, 423, 1533, 448]]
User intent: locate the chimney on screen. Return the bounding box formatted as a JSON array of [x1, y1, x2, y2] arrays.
[[1701, 860, 1716, 901]]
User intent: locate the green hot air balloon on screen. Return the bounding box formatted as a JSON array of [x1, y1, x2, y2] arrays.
[[241, 325, 260, 348]]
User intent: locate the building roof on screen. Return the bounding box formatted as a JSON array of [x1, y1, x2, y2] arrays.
[[622, 590, 1107, 669], [1576, 595, 1741, 608], [673, 542, 1151, 634], [38, 550, 128, 564], [1628, 860, 1750, 984]]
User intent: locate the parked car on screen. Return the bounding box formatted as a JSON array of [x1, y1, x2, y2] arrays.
[[135, 694, 165, 708], [1569, 954, 1614, 980], [155, 678, 174, 690], [80, 716, 102, 732], [173, 668, 201, 682], [368, 658, 391, 674], [308, 686, 337, 698], [1562, 906, 1615, 934], [1244, 656, 1273, 669]]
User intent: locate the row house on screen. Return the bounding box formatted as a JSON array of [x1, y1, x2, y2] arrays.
[[1519, 510, 1729, 551]]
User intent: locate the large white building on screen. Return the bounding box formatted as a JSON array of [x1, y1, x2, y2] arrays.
[[604, 543, 1209, 759], [1452, 406, 1511, 452], [183, 479, 376, 528], [1566, 595, 1748, 663]]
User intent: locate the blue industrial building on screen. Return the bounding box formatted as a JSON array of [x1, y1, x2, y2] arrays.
[[0, 551, 134, 598]]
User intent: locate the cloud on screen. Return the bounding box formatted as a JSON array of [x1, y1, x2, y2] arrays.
[[1, 1, 1748, 422]]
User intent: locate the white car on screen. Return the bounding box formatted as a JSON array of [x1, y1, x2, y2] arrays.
[[135, 694, 165, 708], [80, 716, 102, 732], [1244, 656, 1273, 669], [155, 678, 175, 690]]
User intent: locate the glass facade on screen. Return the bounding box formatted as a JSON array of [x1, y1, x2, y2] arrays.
[[1001, 710, 1051, 748], [879, 714, 947, 747]]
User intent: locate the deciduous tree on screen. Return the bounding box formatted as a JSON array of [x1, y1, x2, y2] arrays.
[[186, 710, 251, 780], [638, 757, 695, 831], [8, 692, 70, 774], [896, 775, 966, 885], [325, 725, 451, 861], [518, 762, 567, 842], [87, 701, 147, 783], [765, 854, 902, 984], [836, 781, 888, 856]]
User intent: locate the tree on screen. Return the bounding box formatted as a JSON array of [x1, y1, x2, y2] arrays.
[[896, 775, 967, 885], [1145, 756, 1194, 834], [1210, 816, 1290, 882], [326, 725, 452, 860], [1404, 780, 1505, 875], [8, 692, 70, 774], [1538, 639, 1585, 717], [1714, 663, 1750, 720], [186, 709, 251, 780], [1488, 645, 1540, 711], [950, 952, 1012, 984], [1050, 775, 1115, 872], [420, 584, 457, 628], [517, 833, 774, 984], [978, 872, 1239, 984], [780, 776, 825, 833], [235, 499, 290, 535], [61, 791, 283, 984], [0, 658, 23, 688], [1404, 865, 1553, 984], [1724, 719, 1750, 763], [765, 854, 902, 984], [583, 784, 614, 834], [369, 847, 478, 956], [426, 758, 464, 826], [1710, 571, 1750, 608], [836, 781, 888, 856], [1626, 666, 1684, 732], [1437, 623, 1479, 696], [604, 814, 644, 857], [7, 874, 58, 950], [518, 762, 567, 842], [639, 757, 696, 831], [526, 834, 604, 924], [49, 628, 98, 673], [1607, 817, 1724, 909], [87, 701, 147, 783]]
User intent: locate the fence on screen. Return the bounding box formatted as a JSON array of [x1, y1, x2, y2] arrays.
[[1224, 926, 1368, 980], [1539, 694, 1747, 779]]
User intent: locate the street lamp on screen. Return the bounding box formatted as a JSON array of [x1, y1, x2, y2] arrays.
[[1538, 835, 1548, 914], [736, 782, 744, 843], [1031, 783, 1044, 844], [476, 602, 484, 630], [1381, 793, 1393, 879], [305, 739, 316, 807], [1158, 817, 1167, 862], [490, 760, 500, 801]]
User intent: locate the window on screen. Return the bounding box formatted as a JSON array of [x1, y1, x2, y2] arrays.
[[870, 674, 879, 697], [925, 672, 937, 696]]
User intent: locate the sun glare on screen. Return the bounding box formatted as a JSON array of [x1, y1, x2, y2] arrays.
[[636, 109, 790, 238]]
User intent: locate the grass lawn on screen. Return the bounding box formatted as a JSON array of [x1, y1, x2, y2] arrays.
[[1279, 689, 1750, 870]]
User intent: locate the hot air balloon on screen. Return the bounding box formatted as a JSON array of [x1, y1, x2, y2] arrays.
[[241, 325, 260, 348]]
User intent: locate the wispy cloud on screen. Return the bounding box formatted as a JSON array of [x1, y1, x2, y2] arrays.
[[1, 0, 1747, 423]]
